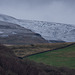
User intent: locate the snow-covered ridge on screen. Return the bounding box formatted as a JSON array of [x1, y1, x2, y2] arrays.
[[0, 14, 18, 23], [0, 14, 75, 42]]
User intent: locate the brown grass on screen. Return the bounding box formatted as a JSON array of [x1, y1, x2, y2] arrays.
[[6, 42, 74, 57]]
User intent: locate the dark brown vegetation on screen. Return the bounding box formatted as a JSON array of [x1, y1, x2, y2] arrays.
[[0, 44, 75, 75]]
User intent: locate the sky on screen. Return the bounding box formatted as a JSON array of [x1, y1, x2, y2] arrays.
[[0, 0, 75, 24]]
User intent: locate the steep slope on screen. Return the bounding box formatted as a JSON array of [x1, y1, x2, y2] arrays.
[[0, 21, 47, 45], [0, 14, 75, 42], [17, 20, 75, 42]]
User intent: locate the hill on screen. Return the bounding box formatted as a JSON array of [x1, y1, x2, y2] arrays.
[[0, 44, 75, 75], [0, 21, 47, 45], [26, 43, 75, 69], [7, 42, 73, 57], [0, 14, 75, 42]]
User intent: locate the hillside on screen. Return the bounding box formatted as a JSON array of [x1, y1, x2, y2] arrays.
[[8, 42, 74, 57], [0, 44, 75, 75], [0, 21, 47, 45], [0, 14, 75, 42], [26, 43, 75, 69]]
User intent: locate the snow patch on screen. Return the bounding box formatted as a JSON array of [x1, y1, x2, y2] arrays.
[[0, 35, 8, 37], [0, 31, 4, 34], [12, 32, 17, 34], [0, 14, 75, 42]]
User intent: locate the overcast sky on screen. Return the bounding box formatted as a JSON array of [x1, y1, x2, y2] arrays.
[[0, 0, 75, 24]]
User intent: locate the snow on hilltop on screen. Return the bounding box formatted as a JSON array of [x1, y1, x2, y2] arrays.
[[0, 14, 75, 42]]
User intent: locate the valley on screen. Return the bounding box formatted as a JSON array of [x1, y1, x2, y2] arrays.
[[0, 0, 75, 74], [0, 14, 75, 75]]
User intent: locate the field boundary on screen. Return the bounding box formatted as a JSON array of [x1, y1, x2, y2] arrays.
[[18, 43, 75, 59]]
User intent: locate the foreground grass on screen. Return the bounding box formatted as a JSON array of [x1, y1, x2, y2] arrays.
[[26, 44, 75, 69], [1, 44, 75, 75], [7, 42, 73, 57]]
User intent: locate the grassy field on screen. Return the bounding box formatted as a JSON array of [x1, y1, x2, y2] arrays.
[[6, 42, 73, 57], [0, 44, 75, 75], [26, 44, 75, 69]]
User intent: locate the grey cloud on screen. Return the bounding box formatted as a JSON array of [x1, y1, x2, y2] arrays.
[[0, 0, 75, 24]]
